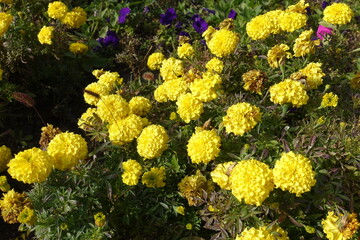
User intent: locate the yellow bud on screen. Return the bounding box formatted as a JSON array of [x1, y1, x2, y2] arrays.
[[186, 223, 193, 230]]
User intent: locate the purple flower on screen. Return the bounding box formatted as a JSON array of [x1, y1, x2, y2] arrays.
[[179, 31, 190, 37], [160, 8, 177, 25], [322, 1, 329, 9], [316, 25, 333, 40], [98, 31, 119, 47], [203, 8, 215, 15], [228, 9, 237, 20], [118, 7, 131, 24], [175, 22, 183, 29], [192, 14, 208, 34], [143, 6, 149, 13]]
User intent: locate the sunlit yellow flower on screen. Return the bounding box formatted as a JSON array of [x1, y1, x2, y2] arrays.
[[321, 92, 339, 108], [69, 42, 88, 54], [0, 189, 28, 224], [141, 166, 166, 188], [47, 1, 68, 20], [291, 62, 325, 90], [190, 71, 222, 102], [267, 44, 292, 68], [176, 93, 204, 123], [121, 159, 142, 186], [154, 78, 189, 102], [94, 212, 106, 227], [0, 145, 12, 172], [160, 57, 184, 81], [96, 94, 130, 123], [246, 14, 272, 40], [202, 26, 216, 42], [83, 82, 111, 105], [137, 125, 169, 159], [97, 71, 123, 89], [129, 96, 151, 116], [0, 12, 13, 37], [37, 26, 54, 45], [177, 43, 194, 59], [323, 3, 353, 25], [147, 52, 165, 70], [205, 57, 224, 73], [286, 0, 309, 14], [293, 29, 320, 57], [263, 10, 284, 34], [269, 79, 309, 107], [92, 69, 105, 79], [236, 225, 289, 240], [279, 12, 307, 32], [207, 29, 239, 57], [210, 161, 235, 190], [61, 7, 87, 28]]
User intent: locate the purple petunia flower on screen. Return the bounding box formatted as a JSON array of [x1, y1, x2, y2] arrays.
[[160, 8, 177, 25], [179, 31, 190, 37], [118, 7, 131, 24], [316, 25, 333, 40], [143, 6, 149, 13], [322, 1, 329, 9], [98, 31, 119, 47], [192, 14, 208, 34], [228, 9, 237, 20], [203, 8, 215, 15], [175, 22, 183, 29]]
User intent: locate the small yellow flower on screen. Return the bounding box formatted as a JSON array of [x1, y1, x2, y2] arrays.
[[69, 42, 88, 54], [37, 26, 54, 45], [169, 112, 177, 120], [94, 212, 106, 227], [60, 223, 68, 230], [17, 206, 36, 225], [186, 223, 193, 230], [141, 166, 166, 188], [321, 92, 339, 108], [174, 206, 185, 215]]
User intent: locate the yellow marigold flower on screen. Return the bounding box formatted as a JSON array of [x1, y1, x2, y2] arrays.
[[242, 69, 267, 95], [229, 159, 274, 206], [97, 71, 123, 89], [322, 211, 360, 240], [207, 29, 239, 58], [323, 3, 353, 25], [279, 12, 307, 32], [187, 127, 221, 164], [18, 206, 36, 225], [267, 44, 292, 68], [0, 189, 28, 224], [78, 108, 97, 131], [137, 125, 169, 159], [7, 148, 53, 184], [292, 62, 325, 90], [186, 223, 193, 230], [176, 93, 204, 123], [286, 0, 309, 14], [141, 166, 166, 188], [94, 212, 106, 227], [160, 57, 184, 81], [321, 92, 339, 108], [147, 52, 165, 70], [69, 42, 88, 54], [269, 79, 309, 107], [178, 170, 214, 206], [61, 7, 87, 28], [108, 114, 148, 145], [92, 69, 105, 79], [0, 145, 12, 172], [350, 72, 360, 90], [129, 96, 151, 116], [190, 71, 222, 102], [154, 78, 189, 102], [293, 29, 320, 57], [177, 43, 194, 59], [175, 206, 185, 215], [236, 225, 289, 240], [37, 26, 54, 45], [210, 161, 235, 190], [121, 159, 142, 186], [96, 94, 130, 123], [202, 25, 216, 42], [273, 151, 316, 196], [246, 14, 272, 40], [83, 82, 111, 105], [0, 12, 13, 37], [47, 1, 68, 20], [169, 112, 177, 120], [60, 223, 68, 230], [0, 175, 10, 192], [47, 132, 88, 171], [263, 10, 284, 34], [205, 57, 224, 73], [222, 102, 262, 136]]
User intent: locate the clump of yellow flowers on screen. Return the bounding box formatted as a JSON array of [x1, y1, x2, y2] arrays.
[[269, 79, 309, 107], [236, 225, 289, 240]]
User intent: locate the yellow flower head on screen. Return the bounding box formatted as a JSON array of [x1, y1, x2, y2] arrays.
[[175, 206, 185, 215], [92, 69, 105, 79], [263, 10, 284, 34], [292, 62, 325, 90], [229, 159, 274, 206], [129, 96, 151, 116], [246, 14, 272, 40], [190, 71, 222, 102], [0, 12, 13, 37], [108, 114, 148, 145], [178, 170, 214, 206], [69, 42, 88, 54], [147, 52, 165, 70], [242, 69, 267, 95], [47, 132, 88, 171], [236, 225, 289, 240], [269, 79, 309, 107], [61, 7, 87, 28], [0, 175, 10, 192], [96, 94, 130, 123], [286, 0, 309, 14], [154, 78, 189, 102], [207, 29, 239, 58], [121, 159, 142, 186], [97, 71, 123, 89], [187, 127, 221, 164], [267, 44, 292, 68], [160, 57, 184, 81], [18, 206, 36, 225], [279, 12, 307, 32], [205, 57, 224, 73], [222, 102, 262, 136], [137, 125, 169, 159], [83, 82, 111, 105], [350, 72, 360, 90], [141, 166, 166, 188], [176, 93, 204, 123], [94, 212, 106, 227], [37, 26, 54, 45], [273, 151, 316, 196], [202, 26, 216, 42], [7, 147, 53, 184], [0, 189, 28, 224], [0, 145, 12, 172], [293, 29, 320, 57], [323, 3, 353, 25], [210, 161, 235, 190], [47, 1, 68, 20], [322, 211, 360, 240], [177, 43, 195, 59], [78, 108, 97, 131], [321, 92, 339, 108]]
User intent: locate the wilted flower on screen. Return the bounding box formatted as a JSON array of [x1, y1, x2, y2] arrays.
[[267, 44, 292, 68], [0, 189, 29, 224], [142, 166, 166, 188], [242, 69, 267, 95], [350, 72, 360, 90], [291, 62, 325, 90], [322, 211, 360, 240], [118, 7, 131, 24], [160, 8, 177, 25]]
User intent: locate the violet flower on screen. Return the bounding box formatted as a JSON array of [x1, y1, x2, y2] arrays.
[[316, 25, 333, 40], [179, 31, 190, 38], [160, 8, 177, 25], [98, 31, 119, 47], [322, 1, 329, 9], [203, 8, 215, 15], [118, 7, 131, 24], [192, 14, 208, 34], [228, 9, 237, 20]]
